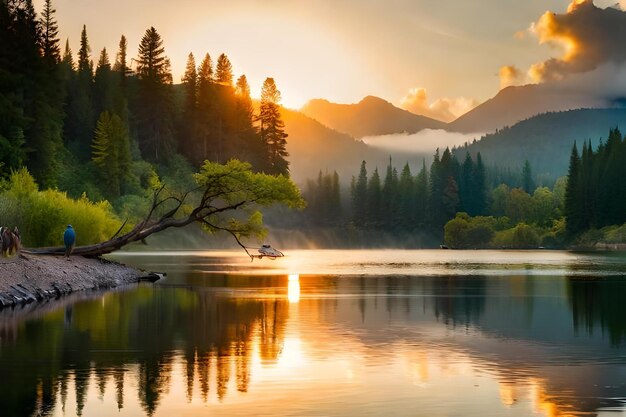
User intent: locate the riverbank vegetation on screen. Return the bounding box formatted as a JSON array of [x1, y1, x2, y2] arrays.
[[0, 0, 298, 249]]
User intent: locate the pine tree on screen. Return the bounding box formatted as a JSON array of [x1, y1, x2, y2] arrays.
[[398, 163, 414, 228], [474, 152, 487, 215], [135, 26, 175, 161], [77, 25, 93, 77], [94, 48, 114, 116], [352, 161, 368, 226], [196, 53, 214, 163], [40, 0, 60, 65], [258, 78, 289, 175], [522, 160, 535, 194], [91, 111, 131, 198], [564, 143, 583, 236], [367, 167, 382, 227], [215, 53, 233, 86], [460, 152, 475, 214], [414, 160, 428, 227], [235, 74, 262, 168], [180, 52, 198, 162]]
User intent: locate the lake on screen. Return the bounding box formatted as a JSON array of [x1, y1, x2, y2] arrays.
[[2, 250, 626, 416]]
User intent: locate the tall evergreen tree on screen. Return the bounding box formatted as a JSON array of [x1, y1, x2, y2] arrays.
[[522, 160, 535, 194], [215, 53, 233, 86], [460, 152, 475, 214], [91, 111, 131, 198], [414, 160, 428, 226], [351, 160, 368, 226], [258, 77, 289, 175], [398, 163, 414, 228], [367, 167, 382, 227], [474, 152, 487, 215], [180, 52, 198, 161], [234, 74, 262, 167], [196, 53, 214, 163], [564, 142, 583, 236], [135, 26, 175, 161], [77, 25, 93, 76], [40, 0, 60, 65]]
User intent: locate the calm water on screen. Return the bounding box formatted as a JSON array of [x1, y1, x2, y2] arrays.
[[2, 250, 626, 417]]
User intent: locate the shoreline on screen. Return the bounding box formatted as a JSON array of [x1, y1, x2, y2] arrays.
[[0, 254, 147, 308]]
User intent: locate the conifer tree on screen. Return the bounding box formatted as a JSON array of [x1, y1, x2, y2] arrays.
[[367, 167, 382, 227], [91, 111, 131, 198], [196, 53, 215, 163], [460, 152, 475, 214], [474, 152, 487, 215], [414, 160, 428, 226], [179, 52, 198, 160], [259, 77, 289, 175], [135, 26, 175, 161], [564, 143, 582, 236], [235, 74, 263, 167], [522, 160, 535, 194], [352, 161, 368, 226], [77, 25, 93, 77], [398, 163, 414, 228], [215, 53, 233, 86], [40, 0, 60, 64]]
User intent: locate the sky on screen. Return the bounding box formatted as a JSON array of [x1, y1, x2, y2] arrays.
[[34, 0, 626, 119]]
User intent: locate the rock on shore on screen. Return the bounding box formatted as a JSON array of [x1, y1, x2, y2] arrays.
[[0, 254, 143, 308]]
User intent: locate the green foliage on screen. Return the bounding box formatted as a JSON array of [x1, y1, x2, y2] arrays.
[[0, 168, 122, 247], [92, 111, 132, 198], [192, 159, 304, 239], [444, 213, 495, 249], [492, 223, 540, 249]]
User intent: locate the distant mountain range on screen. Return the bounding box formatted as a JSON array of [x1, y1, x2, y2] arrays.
[[454, 108, 626, 180], [447, 84, 608, 133], [300, 84, 622, 136], [300, 95, 446, 138]]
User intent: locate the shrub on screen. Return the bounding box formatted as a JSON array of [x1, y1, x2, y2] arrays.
[[0, 168, 123, 247]]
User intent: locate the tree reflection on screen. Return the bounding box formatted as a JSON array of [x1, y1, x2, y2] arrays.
[[568, 277, 626, 346], [0, 278, 289, 416]]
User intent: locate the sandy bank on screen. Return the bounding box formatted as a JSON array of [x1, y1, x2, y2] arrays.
[[0, 254, 145, 308]]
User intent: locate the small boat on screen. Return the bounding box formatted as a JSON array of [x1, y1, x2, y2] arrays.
[[440, 245, 449, 249], [257, 244, 284, 259]]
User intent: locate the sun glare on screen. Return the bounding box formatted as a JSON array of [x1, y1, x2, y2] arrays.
[[288, 274, 301, 303]]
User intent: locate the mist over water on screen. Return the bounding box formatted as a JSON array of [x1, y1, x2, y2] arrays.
[[361, 129, 484, 155]]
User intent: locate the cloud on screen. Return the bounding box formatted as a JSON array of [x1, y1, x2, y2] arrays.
[[361, 129, 484, 155], [400, 88, 480, 123], [499, 65, 523, 89], [527, 0, 626, 82]]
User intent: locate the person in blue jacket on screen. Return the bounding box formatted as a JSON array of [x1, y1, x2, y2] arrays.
[[64, 225, 76, 260]]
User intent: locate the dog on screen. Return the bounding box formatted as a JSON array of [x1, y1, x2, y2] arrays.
[[1, 226, 21, 257]]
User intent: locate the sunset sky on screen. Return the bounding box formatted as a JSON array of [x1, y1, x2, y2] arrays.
[[34, 0, 626, 120]]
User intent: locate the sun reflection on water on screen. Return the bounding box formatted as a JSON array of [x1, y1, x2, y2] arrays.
[[287, 274, 300, 303]]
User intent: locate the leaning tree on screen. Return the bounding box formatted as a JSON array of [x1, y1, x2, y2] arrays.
[[28, 159, 304, 257]]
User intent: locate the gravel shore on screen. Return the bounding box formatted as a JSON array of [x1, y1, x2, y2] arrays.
[[0, 254, 143, 308]]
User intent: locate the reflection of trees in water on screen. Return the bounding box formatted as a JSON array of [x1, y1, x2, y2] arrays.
[[431, 276, 486, 326], [0, 284, 289, 416], [568, 278, 626, 346]]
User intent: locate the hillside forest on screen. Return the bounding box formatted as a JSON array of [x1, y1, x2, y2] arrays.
[[1, 0, 626, 250]]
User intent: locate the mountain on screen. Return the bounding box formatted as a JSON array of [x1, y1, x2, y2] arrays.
[[448, 84, 608, 134], [300, 95, 446, 138], [281, 107, 387, 185], [454, 108, 626, 180]]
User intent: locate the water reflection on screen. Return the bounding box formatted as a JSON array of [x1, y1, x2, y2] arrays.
[[1, 253, 626, 416]]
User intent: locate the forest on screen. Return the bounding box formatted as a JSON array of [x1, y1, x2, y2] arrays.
[[0, 0, 293, 247]]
